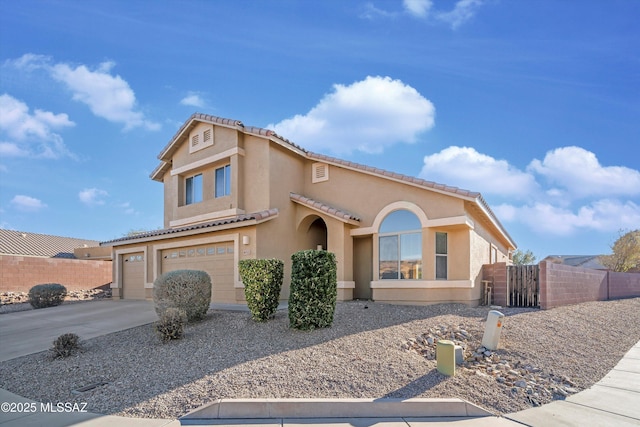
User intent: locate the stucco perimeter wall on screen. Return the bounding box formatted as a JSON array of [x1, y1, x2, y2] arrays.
[[0, 255, 112, 293]]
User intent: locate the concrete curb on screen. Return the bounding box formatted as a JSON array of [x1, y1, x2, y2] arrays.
[[179, 398, 493, 423]]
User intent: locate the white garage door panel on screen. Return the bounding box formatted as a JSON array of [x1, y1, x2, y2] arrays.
[[161, 242, 235, 303], [122, 253, 146, 300]]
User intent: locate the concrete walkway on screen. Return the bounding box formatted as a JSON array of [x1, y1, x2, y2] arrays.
[[0, 301, 638, 426], [0, 300, 157, 362]]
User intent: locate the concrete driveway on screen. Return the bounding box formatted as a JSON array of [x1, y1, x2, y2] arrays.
[[0, 300, 157, 362]]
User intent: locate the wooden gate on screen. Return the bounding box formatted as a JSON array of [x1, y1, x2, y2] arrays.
[[507, 265, 540, 307]]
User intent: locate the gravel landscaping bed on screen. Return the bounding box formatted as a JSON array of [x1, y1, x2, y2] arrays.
[[1, 297, 639, 419]]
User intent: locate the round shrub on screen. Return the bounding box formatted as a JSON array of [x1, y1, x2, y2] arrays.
[[155, 307, 187, 343], [288, 250, 337, 330], [28, 283, 67, 309], [51, 333, 80, 358], [239, 258, 284, 322], [153, 270, 212, 322]]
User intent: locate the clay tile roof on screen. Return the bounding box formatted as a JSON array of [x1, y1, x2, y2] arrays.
[[100, 209, 279, 245], [0, 229, 99, 258], [290, 193, 361, 223]]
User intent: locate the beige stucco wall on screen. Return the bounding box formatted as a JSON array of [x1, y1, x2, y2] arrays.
[[303, 162, 465, 226], [110, 225, 257, 302], [138, 119, 516, 307]]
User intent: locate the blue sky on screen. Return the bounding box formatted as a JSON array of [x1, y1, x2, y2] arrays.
[[1, 0, 638, 260]]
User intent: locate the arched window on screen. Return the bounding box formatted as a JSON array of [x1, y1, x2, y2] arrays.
[[379, 210, 422, 280]]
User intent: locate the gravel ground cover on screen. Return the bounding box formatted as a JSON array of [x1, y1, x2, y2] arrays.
[[1, 297, 639, 419]]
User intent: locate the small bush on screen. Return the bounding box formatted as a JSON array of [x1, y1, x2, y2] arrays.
[[51, 333, 80, 358], [239, 259, 284, 322], [153, 270, 212, 322], [29, 283, 67, 309], [155, 308, 187, 343], [288, 250, 337, 330]]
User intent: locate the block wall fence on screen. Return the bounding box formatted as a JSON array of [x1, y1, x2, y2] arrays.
[[483, 261, 640, 309], [0, 255, 112, 293]]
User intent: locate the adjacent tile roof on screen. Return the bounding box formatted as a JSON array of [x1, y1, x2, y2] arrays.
[[543, 255, 607, 270], [100, 209, 279, 245], [0, 229, 100, 259], [290, 193, 361, 223]]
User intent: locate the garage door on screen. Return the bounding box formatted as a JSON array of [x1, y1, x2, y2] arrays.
[[122, 253, 146, 299], [162, 242, 235, 303]]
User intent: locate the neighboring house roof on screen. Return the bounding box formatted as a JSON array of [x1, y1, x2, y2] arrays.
[[543, 255, 607, 270], [149, 113, 516, 250], [0, 229, 100, 259], [101, 209, 279, 245]]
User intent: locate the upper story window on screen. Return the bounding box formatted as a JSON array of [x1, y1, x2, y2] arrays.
[[379, 210, 422, 280], [436, 232, 448, 279], [185, 173, 203, 205], [215, 164, 231, 198]]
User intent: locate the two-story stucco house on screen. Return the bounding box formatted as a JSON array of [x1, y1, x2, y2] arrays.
[[102, 113, 516, 306]]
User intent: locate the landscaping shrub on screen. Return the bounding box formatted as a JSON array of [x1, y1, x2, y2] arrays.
[[155, 307, 187, 343], [288, 250, 337, 330], [153, 270, 212, 322], [51, 333, 80, 358], [28, 283, 67, 309], [239, 259, 284, 322]]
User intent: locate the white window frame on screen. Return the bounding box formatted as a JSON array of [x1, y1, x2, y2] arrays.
[[215, 164, 231, 198], [185, 173, 203, 205]]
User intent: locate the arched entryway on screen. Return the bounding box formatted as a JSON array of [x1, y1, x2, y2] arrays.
[[297, 214, 328, 251]]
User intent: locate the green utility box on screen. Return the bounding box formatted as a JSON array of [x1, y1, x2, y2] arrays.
[[436, 339, 456, 376]]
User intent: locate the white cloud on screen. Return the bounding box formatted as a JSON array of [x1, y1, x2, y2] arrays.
[[79, 188, 109, 206], [180, 92, 206, 108], [268, 76, 435, 154], [436, 0, 483, 29], [9, 54, 159, 131], [51, 61, 159, 131], [420, 146, 538, 196], [118, 202, 137, 215], [528, 146, 640, 199], [497, 200, 640, 236], [420, 145, 640, 238], [0, 94, 75, 158], [360, 3, 398, 19], [403, 0, 433, 17], [10, 195, 47, 212], [364, 0, 482, 27], [0, 142, 29, 157]]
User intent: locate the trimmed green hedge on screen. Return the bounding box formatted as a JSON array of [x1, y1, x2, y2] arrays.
[[153, 270, 212, 322], [239, 259, 284, 322], [28, 283, 67, 309], [288, 250, 337, 330]]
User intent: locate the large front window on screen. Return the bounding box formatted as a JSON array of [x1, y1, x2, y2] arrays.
[[379, 210, 422, 279], [215, 164, 231, 198], [185, 174, 202, 205]]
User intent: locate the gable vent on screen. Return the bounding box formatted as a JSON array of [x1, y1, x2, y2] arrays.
[[312, 162, 329, 183], [189, 125, 215, 154]]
